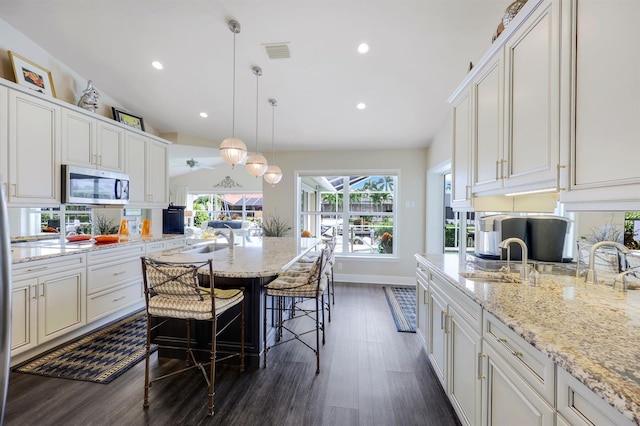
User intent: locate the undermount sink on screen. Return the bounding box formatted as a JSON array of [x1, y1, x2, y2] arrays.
[[459, 271, 521, 283], [181, 242, 229, 254]]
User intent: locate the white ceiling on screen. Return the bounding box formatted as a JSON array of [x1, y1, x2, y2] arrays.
[[0, 0, 506, 177]]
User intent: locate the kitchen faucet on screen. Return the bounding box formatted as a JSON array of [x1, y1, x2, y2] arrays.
[[212, 226, 235, 251], [498, 237, 529, 281], [585, 241, 630, 284]]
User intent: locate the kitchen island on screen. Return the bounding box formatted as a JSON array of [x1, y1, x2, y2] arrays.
[[149, 237, 322, 367], [417, 253, 640, 425]]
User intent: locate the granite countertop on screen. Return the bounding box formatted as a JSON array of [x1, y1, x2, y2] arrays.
[[151, 237, 321, 278], [10, 234, 185, 264], [417, 253, 640, 425]]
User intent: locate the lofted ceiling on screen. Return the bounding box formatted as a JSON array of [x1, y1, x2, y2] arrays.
[[0, 0, 506, 177]]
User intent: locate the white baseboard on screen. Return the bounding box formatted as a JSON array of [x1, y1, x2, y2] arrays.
[[333, 273, 415, 286]]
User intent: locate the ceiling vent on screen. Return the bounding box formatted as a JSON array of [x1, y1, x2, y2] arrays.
[[264, 43, 290, 59]]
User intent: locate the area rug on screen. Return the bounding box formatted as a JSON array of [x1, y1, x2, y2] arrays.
[[383, 287, 416, 333], [14, 312, 156, 384]]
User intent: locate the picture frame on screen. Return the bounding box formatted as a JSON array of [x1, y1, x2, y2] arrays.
[[112, 107, 145, 131], [8, 51, 56, 98]]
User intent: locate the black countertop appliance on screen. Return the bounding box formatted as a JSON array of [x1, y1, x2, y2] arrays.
[[162, 205, 186, 235]]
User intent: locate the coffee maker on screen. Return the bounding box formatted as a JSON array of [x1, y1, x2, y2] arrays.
[[475, 214, 527, 260]]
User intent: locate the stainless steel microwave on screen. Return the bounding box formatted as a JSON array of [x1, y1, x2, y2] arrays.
[[62, 165, 130, 205]]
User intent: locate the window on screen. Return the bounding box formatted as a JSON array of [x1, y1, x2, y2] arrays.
[[443, 173, 474, 252], [190, 193, 262, 228], [298, 174, 397, 256], [30, 205, 93, 235]]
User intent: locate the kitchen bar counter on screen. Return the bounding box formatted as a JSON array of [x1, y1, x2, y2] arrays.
[[418, 253, 640, 424], [151, 237, 321, 277]]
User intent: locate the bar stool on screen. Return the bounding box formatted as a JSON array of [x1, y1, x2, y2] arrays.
[[140, 257, 245, 416], [263, 248, 329, 373]]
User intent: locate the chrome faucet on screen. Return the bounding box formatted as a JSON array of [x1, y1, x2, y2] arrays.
[[612, 267, 640, 292], [498, 237, 529, 281], [224, 225, 235, 250], [585, 241, 629, 284]]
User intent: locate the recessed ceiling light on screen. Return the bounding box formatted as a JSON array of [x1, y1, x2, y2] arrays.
[[357, 103, 366, 110], [357, 43, 369, 54], [199, 112, 208, 118], [151, 61, 164, 70]]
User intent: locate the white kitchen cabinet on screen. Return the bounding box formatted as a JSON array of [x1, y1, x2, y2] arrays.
[[481, 342, 555, 426], [428, 268, 483, 426], [125, 132, 168, 207], [86, 243, 145, 322], [450, 87, 473, 209], [416, 260, 429, 345], [145, 238, 185, 255], [501, 0, 561, 193], [7, 89, 60, 206], [11, 254, 86, 356], [61, 108, 125, 173], [559, 0, 640, 210], [472, 53, 504, 194], [556, 366, 634, 426], [0, 85, 8, 195]]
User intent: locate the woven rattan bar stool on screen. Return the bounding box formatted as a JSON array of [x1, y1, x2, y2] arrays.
[[140, 257, 245, 416]]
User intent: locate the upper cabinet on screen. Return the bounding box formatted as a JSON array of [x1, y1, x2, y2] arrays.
[[62, 108, 124, 173], [0, 86, 7, 197], [124, 132, 168, 208], [559, 0, 640, 210], [7, 89, 60, 206], [450, 87, 473, 210]]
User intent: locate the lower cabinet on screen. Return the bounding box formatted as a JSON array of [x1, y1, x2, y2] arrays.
[[427, 268, 483, 426], [416, 261, 429, 345], [86, 243, 145, 322], [481, 342, 555, 426], [11, 254, 86, 356]]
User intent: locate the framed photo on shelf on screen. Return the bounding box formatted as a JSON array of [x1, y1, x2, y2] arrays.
[[112, 107, 145, 131], [8, 51, 57, 98]]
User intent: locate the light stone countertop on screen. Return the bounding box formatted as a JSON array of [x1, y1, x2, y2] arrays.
[[151, 237, 322, 278], [417, 253, 640, 425], [10, 235, 185, 264]]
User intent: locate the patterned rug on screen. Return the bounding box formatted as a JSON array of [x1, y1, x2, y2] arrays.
[[383, 287, 416, 333], [14, 312, 155, 384]]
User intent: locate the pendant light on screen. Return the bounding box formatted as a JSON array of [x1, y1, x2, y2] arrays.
[[245, 66, 269, 177], [263, 98, 283, 186], [219, 20, 247, 168]]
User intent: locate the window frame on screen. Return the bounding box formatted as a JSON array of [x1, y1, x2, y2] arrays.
[[296, 169, 399, 259]]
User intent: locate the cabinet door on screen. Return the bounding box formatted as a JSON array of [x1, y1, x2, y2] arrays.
[[451, 88, 472, 209], [416, 265, 429, 345], [482, 343, 554, 426], [8, 90, 60, 204], [449, 304, 482, 426], [562, 0, 640, 207], [473, 53, 504, 193], [0, 85, 8, 194], [124, 131, 147, 204], [428, 286, 448, 390], [38, 268, 86, 343], [61, 108, 96, 168], [96, 121, 124, 172], [503, 0, 560, 190], [11, 277, 38, 355], [146, 139, 168, 206]]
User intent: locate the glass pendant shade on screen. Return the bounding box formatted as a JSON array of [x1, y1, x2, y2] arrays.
[[263, 164, 283, 185], [220, 137, 247, 168], [245, 153, 268, 177]]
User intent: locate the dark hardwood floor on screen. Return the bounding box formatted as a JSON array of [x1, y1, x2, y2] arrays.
[[4, 283, 461, 426]]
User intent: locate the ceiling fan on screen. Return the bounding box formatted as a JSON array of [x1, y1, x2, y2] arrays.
[[185, 158, 215, 170]]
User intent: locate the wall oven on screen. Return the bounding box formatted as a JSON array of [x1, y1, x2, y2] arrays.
[[62, 165, 130, 205]]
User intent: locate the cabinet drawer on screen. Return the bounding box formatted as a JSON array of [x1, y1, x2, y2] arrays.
[[87, 280, 143, 322], [483, 311, 555, 404], [145, 241, 166, 254], [556, 367, 634, 426], [88, 258, 142, 294], [13, 254, 85, 278], [164, 238, 185, 251], [429, 268, 482, 331], [87, 243, 144, 264], [416, 263, 428, 286]]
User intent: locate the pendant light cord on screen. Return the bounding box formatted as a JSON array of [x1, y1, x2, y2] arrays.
[[231, 31, 237, 138], [271, 101, 276, 163], [255, 69, 259, 153]]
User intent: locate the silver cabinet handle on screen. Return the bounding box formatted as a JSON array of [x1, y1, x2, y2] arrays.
[[30, 285, 37, 300], [26, 266, 48, 273], [39, 283, 45, 298], [440, 310, 446, 331], [424, 290, 428, 304], [113, 296, 126, 302], [556, 164, 567, 192], [112, 271, 127, 276], [477, 353, 486, 379]]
